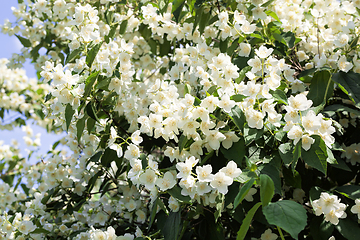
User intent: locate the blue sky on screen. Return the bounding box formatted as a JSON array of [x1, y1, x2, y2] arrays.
[[0, 1, 66, 163]]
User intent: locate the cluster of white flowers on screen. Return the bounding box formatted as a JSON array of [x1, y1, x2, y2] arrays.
[[341, 143, 360, 165], [313, 192, 347, 225], [0, 0, 359, 238]]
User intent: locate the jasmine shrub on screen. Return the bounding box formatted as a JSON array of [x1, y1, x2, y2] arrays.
[[1, 0, 360, 239]]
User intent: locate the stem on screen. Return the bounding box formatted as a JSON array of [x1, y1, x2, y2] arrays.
[[323, 76, 332, 104], [277, 226, 285, 240]]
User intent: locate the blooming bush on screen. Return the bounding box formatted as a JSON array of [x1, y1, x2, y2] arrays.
[[1, 0, 360, 239]]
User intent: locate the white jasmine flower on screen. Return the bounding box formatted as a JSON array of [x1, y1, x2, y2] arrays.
[[196, 165, 213, 182], [156, 171, 177, 191], [139, 169, 157, 189], [255, 45, 273, 59], [210, 171, 233, 194], [220, 160, 242, 178]]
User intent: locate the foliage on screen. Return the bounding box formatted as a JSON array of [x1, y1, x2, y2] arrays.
[[0, 0, 360, 239]]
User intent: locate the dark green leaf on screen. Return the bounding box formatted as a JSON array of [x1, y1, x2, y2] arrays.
[[261, 0, 275, 7], [89, 151, 103, 163], [298, 68, 316, 78], [65, 48, 83, 64], [293, 141, 301, 166], [87, 117, 96, 134], [198, 7, 211, 35], [167, 186, 191, 203], [307, 70, 332, 107], [162, 212, 181, 240], [76, 116, 87, 142], [119, 20, 128, 34], [336, 218, 360, 240], [86, 42, 102, 68], [234, 178, 255, 208], [263, 200, 307, 240], [194, 0, 205, 9], [65, 104, 75, 131], [15, 34, 31, 47], [172, 0, 185, 23], [335, 185, 360, 200], [271, 89, 288, 105], [236, 202, 262, 240], [310, 217, 334, 240], [86, 101, 100, 122], [281, 31, 296, 48], [279, 142, 293, 166], [220, 138, 245, 166], [219, 38, 228, 53], [44, 93, 52, 103], [332, 71, 360, 107], [178, 134, 189, 153], [259, 164, 281, 195], [243, 126, 263, 145], [229, 106, 246, 134], [84, 71, 100, 98], [236, 66, 252, 83], [301, 135, 327, 175]]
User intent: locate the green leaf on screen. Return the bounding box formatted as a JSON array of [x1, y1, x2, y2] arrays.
[[243, 126, 263, 145], [84, 71, 100, 98], [101, 148, 119, 167], [279, 142, 293, 166], [230, 94, 248, 102], [162, 211, 181, 240], [281, 31, 296, 48], [336, 218, 360, 240], [270, 89, 288, 105], [332, 71, 360, 107], [298, 68, 316, 78], [265, 10, 280, 22], [234, 178, 255, 208], [293, 141, 301, 165], [76, 116, 87, 142], [89, 151, 103, 163], [263, 200, 307, 240], [194, 0, 205, 9], [172, 0, 185, 23], [301, 135, 327, 175], [86, 42, 102, 68], [324, 104, 360, 116], [86, 101, 100, 122], [234, 170, 257, 183], [148, 198, 159, 229], [167, 186, 191, 203], [219, 38, 229, 53], [229, 106, 246, 133], [307, 70, 333, 107], [283, 167, 301, 189], [220, 138, 245, 165], [198, 7, 211, 35], [310, 216, 334, 240], [178, 134, 189, 153], [236, 66, 252, 83], [87, 117, 96, 134], [15, 34, 31, 47], [233, 56, 251, 70], [65, 48, 83, 64], [65, 104, 75, 131], [236, 202, 262, 240], [259, 164, 281, 195], [261, 0, 275, 7], [335, 185, 360, 200], [119, 20, 128, 34]]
